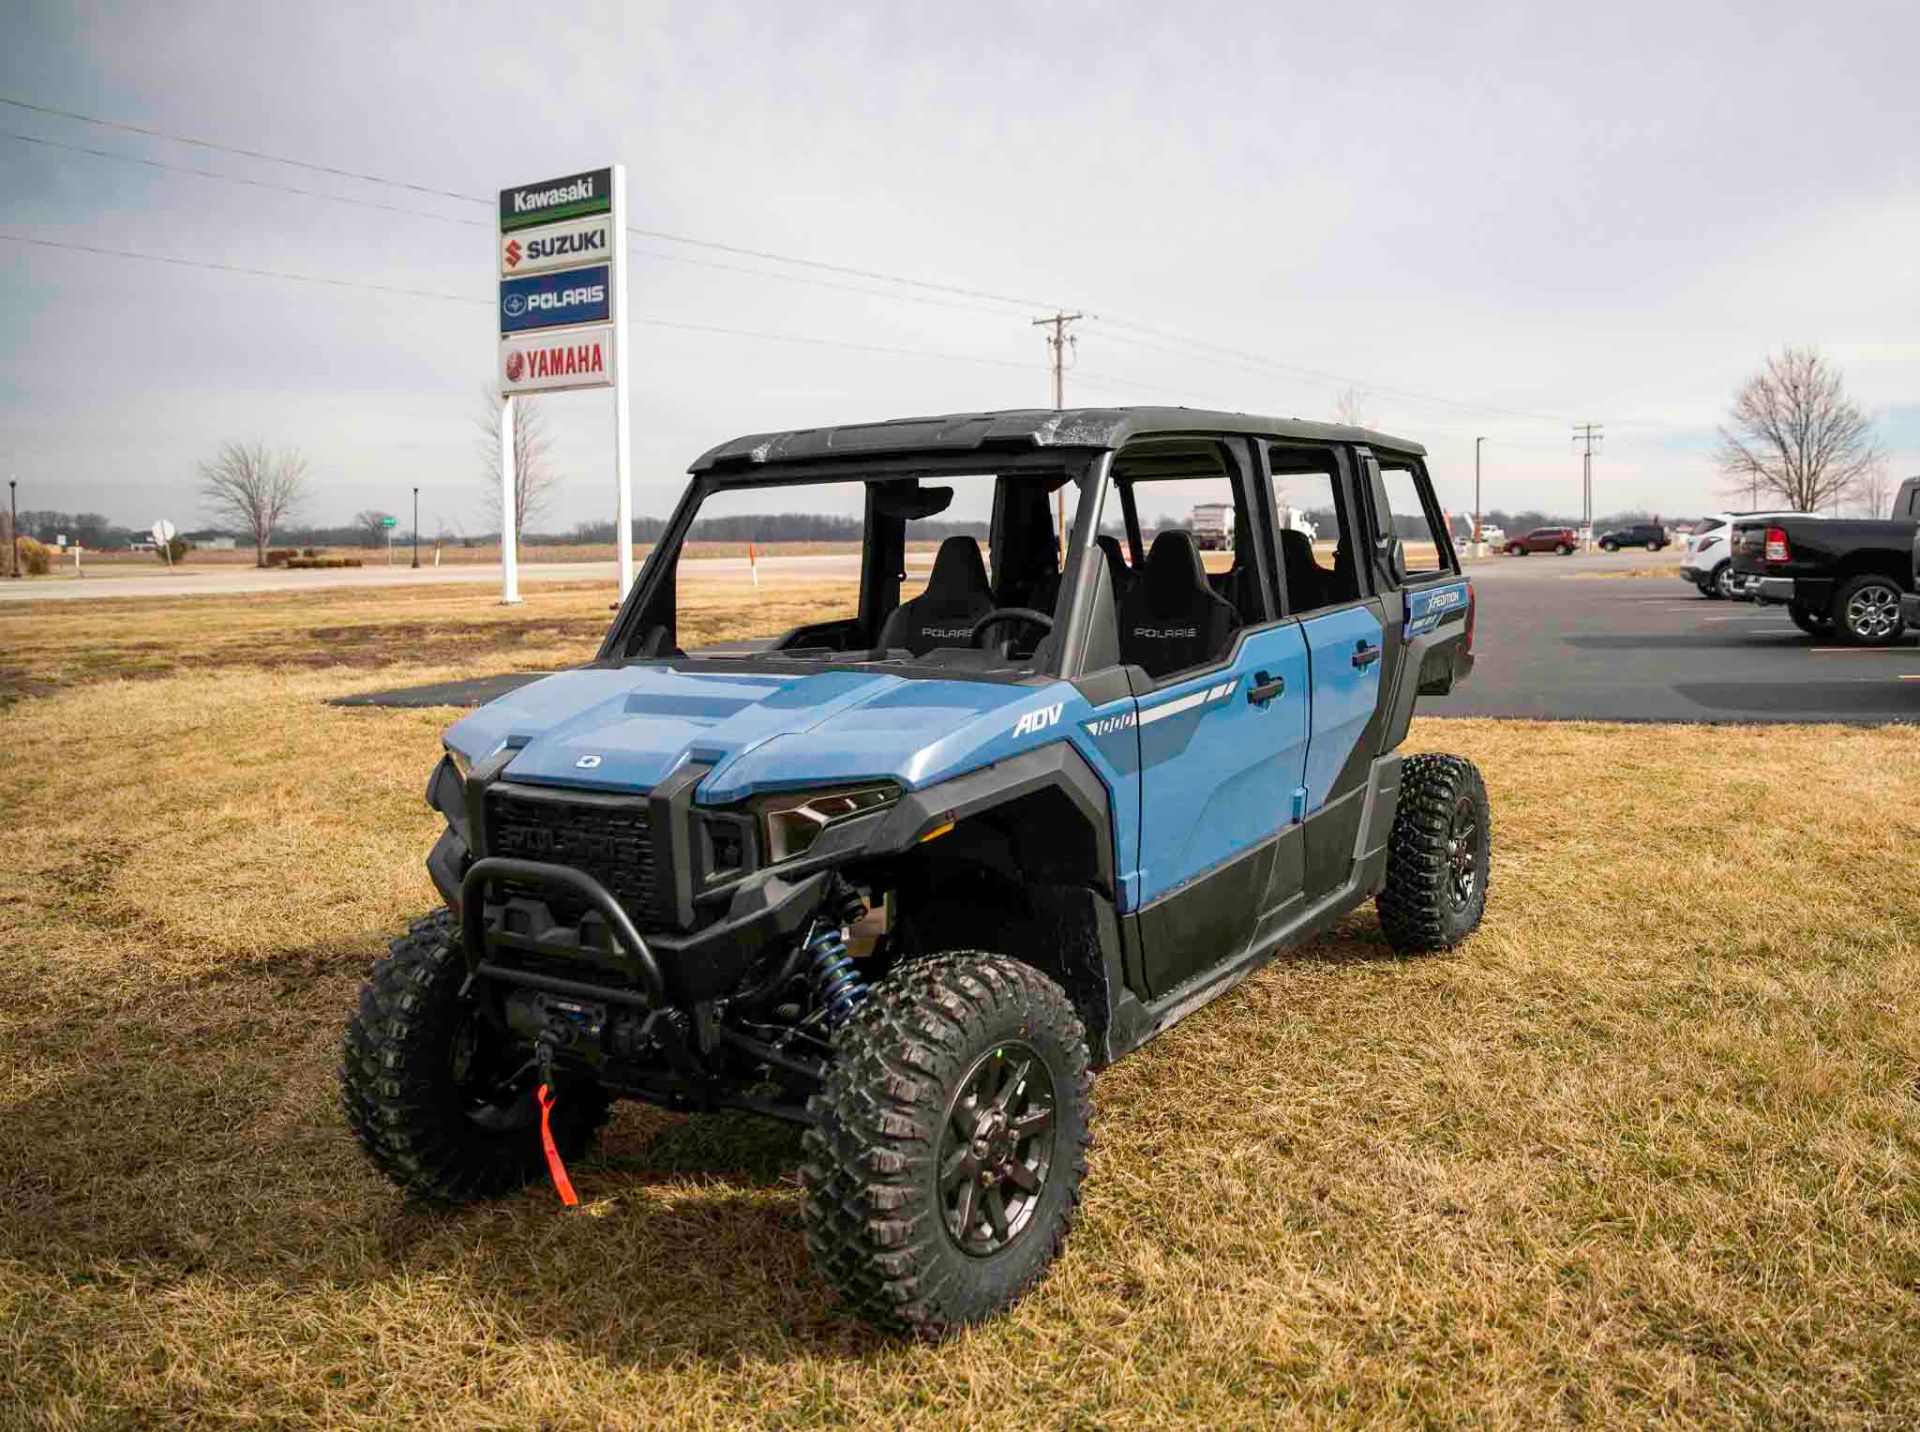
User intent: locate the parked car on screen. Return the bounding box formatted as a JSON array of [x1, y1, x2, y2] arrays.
[[339, 406, 1489, 1336], [1505, 526, 1578, 555], [1596, 522, 1669, 551], [1729, 477, 1920, 642], [1681, 509, 1820, 599]]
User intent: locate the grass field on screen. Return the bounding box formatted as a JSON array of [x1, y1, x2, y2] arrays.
[[3, 585, 1919, 1427]]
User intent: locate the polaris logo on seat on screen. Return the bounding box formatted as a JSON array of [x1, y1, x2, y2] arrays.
[[1012, 703, 1064, 738], [923, 627, 976, 640], [1132, 626, 1198, 639]]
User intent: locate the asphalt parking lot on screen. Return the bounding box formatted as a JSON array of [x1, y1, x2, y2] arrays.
[[334, 549, 1920, 724], [1448, 550, 1920, 723]]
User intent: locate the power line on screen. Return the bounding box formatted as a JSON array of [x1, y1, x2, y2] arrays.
[[0, 92, 1059, 310], [2, 129, 489, 229], [0, 90, 1575, 425], [0, 230, 1039, 373], [1096, 319, 1568, 425], [2, 123, 1049, 323]]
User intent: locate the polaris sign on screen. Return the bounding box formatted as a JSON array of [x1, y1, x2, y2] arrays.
[[500, 264, 612, 333]]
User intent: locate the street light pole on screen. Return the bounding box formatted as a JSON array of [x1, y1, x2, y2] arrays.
[[8, 478, 17, 579], [411, 486, 420, 569], [1473, 437, 1485, 555]]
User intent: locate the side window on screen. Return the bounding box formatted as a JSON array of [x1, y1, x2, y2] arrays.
[[1373, 460, 1451, 577], [1265, 443, 1362, 616], [1108, 439, 1266, 682]]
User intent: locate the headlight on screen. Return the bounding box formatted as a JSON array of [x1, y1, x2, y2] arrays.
[[759, 784, 899, 864]]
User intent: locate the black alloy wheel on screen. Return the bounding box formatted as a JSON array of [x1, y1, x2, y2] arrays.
[[936, 1041, 1057, 1256], [1445, 795, 1480, 911]]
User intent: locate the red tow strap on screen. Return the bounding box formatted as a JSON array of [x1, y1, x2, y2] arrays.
[[534, 1083, 580, 1207]]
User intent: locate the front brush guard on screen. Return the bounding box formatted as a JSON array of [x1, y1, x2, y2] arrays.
[[460, 856, 668, 1007]]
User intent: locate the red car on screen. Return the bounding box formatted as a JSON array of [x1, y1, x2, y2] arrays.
[[1506, 526, 1578, 555]]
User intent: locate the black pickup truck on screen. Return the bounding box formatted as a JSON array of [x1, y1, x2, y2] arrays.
[[1731, 476, 1920, 643]]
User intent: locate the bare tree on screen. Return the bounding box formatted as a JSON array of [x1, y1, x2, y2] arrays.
[[352, 509, 395, 548], [1332, 386, 1373, 429], [1854, 466, 1892, 519], [1716, 347, 1883, 512], [478, 391, 559, 543], [199, 440, 308, 566]]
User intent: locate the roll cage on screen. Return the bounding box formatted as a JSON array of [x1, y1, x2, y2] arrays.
[[596, 409, 1447, 689]]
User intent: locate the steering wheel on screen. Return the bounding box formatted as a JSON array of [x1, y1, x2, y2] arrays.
[[967, 607, 1055, 646]]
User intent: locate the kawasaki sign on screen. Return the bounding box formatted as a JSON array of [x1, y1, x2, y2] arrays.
[[498, 167, 612, 231]]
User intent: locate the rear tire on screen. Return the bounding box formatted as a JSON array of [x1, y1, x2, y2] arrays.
[[1378, 754, 1491, 953], [1831, 574, 1907, 646], [801, 952, 1092, 1338], [1710, 562, 1735, 600], [1788, 604, 1832, 638], [340, 911, 610, 1205]]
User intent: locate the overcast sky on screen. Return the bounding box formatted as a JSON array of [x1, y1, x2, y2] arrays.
[[2, 0, 1916, 535]]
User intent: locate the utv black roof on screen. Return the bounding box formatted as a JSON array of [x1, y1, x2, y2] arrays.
[[689, 406, 1426, 476]]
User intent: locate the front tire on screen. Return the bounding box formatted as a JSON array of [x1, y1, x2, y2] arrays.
[[340, 910, 610, 1205], [1378, 754, 1491, 953], [1601, 540, 1619, 552], [801, 952, 1093, 1338], [1831, 574, 1907, 646], [1555, 543, 1574, 555]]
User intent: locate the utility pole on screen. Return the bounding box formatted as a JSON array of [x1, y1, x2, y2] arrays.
[[1571, 422, 1604, 548], [411, 486, 421, 568], [1032, 312, 1083, 560], [1473, 437, 1486, 555], [8, 478, 17, 579]]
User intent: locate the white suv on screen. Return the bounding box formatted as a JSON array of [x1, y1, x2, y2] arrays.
[[1682, 511, 1821, 598]]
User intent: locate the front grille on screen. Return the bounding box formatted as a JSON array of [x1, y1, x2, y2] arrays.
[[486, 786, 663, 926]]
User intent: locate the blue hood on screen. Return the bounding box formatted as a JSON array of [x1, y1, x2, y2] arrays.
[[444, 664, 1070, 803]]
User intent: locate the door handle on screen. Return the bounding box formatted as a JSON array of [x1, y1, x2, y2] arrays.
[[1246, 671, 1285, 705], [1352, 642, 1382, 669]]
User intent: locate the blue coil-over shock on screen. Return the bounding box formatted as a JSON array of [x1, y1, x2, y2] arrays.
[[806, 885, 869, 1028]]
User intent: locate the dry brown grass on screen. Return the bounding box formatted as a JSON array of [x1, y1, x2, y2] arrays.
[[3, 592, 1919, 1427]]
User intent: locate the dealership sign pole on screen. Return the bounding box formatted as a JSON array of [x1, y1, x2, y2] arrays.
[[496, 165, 629, 604]]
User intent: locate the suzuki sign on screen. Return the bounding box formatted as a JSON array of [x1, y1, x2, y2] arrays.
[[499, 212, 613, 277]]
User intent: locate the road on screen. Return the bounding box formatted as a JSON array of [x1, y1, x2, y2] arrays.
[[0, 552, 876, 602]]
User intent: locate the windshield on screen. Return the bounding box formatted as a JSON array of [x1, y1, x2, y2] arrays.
[[603, 460, 1096, 678]]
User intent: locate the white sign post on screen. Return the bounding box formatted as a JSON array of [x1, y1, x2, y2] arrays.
[[151, 519, 176, 570], [496, 164, 631, 605]]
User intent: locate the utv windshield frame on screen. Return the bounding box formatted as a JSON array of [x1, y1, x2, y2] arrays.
[[597, 448, 1114, 684]]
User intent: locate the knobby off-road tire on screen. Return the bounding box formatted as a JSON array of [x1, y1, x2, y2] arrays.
[[340, 910, 610, 1205], [1830, 573, 1907, 647], [1377, 754, 1492, 954], [1788, 603, 1833, 638], [801, 952, 1093, 1338]]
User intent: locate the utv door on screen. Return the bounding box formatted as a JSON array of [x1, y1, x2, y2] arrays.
[[1119, 438, 1309, 998]]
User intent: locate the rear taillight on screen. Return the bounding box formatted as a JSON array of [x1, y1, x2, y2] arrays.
[[1464, 581, 1476, 654], [1764, 526, 1790, 562]]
